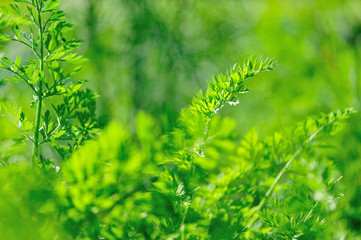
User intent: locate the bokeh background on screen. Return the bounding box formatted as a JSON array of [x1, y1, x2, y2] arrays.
[[57, 0, 361, 135], [1, 0, 361, 236]]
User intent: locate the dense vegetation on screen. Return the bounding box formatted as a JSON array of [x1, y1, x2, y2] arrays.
[[0, 0, 360, 239]]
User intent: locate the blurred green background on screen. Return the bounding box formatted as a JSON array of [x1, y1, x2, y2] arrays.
[[1, 0, 361, 236], [56, 0, 361, 135]]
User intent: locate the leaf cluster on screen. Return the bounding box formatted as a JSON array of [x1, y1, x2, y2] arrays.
[[51, 58, 353, 239], [0, 0, 102, 165]]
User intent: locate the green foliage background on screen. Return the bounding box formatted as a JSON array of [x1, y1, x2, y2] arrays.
[[0, 0, 361, 239]]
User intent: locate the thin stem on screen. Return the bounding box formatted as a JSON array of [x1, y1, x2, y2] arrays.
[[181, 205, 189, 240], [246, 118, 336, 229], [32, 1, 44, 165]]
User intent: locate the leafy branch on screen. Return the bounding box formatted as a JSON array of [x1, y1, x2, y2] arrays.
[[246, 108, 355, 229], [0, 0, 102, 166]]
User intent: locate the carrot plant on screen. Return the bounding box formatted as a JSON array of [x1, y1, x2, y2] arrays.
[[56, 59, 354, 239], [0, 0, 101, 166], [0, 0, 357, 239]]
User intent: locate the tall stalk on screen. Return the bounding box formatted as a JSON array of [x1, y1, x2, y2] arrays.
[[32, 0, 44, 165]]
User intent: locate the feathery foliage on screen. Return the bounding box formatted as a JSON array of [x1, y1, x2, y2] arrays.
[[0, 0, 357, 239], [0, 0, 102, 166], [54, 57, 353, 239]]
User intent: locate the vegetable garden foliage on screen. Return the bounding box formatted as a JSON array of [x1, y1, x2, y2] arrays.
[[0, 1, 357, 240], [55, 68, 353, 239]]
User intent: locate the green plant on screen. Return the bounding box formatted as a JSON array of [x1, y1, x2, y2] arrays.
[[0, 1, 357, 239], [0, 0, 102, 166], [56, 57, 354, 239]]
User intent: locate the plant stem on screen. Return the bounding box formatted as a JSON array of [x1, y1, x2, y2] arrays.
[[32, 1, 44, 165]]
